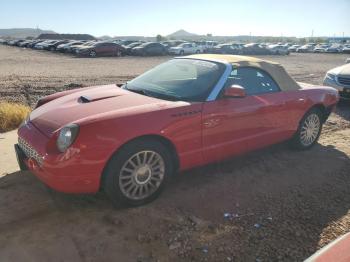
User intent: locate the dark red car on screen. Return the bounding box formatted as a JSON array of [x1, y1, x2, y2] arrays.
[[76, 42, 125, 57], [15, 54, 339, 206]]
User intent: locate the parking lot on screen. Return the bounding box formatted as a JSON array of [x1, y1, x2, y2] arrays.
[[0, 45, 350, 261]]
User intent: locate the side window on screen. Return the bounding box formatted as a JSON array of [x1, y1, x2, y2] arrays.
[[225, 67, 280, 95]]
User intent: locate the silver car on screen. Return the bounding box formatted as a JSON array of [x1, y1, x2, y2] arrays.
[[323, 61, 350, 100]]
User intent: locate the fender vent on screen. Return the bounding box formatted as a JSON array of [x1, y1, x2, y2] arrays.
[[79, 96, 91, 103]]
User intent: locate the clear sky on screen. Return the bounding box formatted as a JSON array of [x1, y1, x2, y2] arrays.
[[0, 0, 349, 37]]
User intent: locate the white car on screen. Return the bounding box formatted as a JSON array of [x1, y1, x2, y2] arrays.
[[323, 63, 350, 100], [296, 44, 314, 53], [313, 44, 330, 53], [267, 44, 290, 55], [168, 43, 204, 55]]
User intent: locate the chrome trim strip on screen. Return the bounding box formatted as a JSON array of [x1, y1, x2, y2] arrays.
[[18, 136, 43, 165], [173, 57, 232, 101], [206, 63, 232, 101]]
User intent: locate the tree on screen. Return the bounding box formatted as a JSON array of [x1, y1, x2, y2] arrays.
[[156, 34, 165, 42]]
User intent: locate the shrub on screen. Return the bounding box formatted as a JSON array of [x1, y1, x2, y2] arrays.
[[0, 102, 31, 133]]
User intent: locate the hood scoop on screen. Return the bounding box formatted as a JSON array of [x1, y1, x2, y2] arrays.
[[78, 95, 119, 103]]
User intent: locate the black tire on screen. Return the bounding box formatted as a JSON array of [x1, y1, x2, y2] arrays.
[[290, 108, 323, 150], [103, 138, 174, 207]]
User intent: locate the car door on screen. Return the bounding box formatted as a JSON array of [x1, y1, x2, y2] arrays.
[[147, 44, 157, 55], [154, 44, 163, 55], [104, 43, 114, 56], [202, 67, 292, 163]]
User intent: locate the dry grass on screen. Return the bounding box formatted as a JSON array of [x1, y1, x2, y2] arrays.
[[0, 102, 31, 133]]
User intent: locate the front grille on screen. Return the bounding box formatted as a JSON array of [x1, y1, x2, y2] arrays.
[[18, 137, 43, 165], [338, 76, 350, 86]]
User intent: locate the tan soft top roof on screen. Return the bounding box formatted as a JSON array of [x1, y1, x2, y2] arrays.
[[187, 54, 301, 91]]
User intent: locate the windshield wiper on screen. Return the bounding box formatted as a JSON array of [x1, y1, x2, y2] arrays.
[[124, 83, 184, 101], [124, 83, 153, 97]]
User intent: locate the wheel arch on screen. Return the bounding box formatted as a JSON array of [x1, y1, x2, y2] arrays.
[[307, 103, 328, 123]]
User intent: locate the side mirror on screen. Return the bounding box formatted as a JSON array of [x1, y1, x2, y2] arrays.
[[223, 85, 246, 98]]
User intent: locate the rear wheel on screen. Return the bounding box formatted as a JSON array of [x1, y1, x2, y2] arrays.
[[290, 108, 323, 150], [103, 139, 173, 207]]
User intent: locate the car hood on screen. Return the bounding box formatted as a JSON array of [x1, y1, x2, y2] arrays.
[[29, 84, 177, 137], [328, 63, 350, 76]]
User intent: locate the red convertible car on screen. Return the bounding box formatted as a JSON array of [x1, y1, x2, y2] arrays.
[[15, 54, 339, 206]]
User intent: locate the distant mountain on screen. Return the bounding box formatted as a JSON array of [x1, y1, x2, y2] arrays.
[[167, 29, 198, 38], [0, 28, 56, 38]]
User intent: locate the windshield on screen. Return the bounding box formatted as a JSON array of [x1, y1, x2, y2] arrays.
[[126, 59, 225, 102]]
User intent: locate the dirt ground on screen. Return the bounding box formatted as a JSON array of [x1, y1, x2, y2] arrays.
[[0, 45, 350, 262]]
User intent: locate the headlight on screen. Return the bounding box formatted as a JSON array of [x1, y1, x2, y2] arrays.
[[325, 73, 336, 81], [56, 124, 79, 152]]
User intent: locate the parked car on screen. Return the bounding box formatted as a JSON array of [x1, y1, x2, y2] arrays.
[[326, 45, 342, 53], [123, 42, 144, 55], [296, 44, 314, 53], [342, 44, 350, 54], [313, 44, 330, 53], [201, 41, 219, 52], [131, 42, 167, 56], [168, 42, 204, 55], [56, 41, 85, 52], [323, 62, 350, 100], [70, 41, 96, 54], [267, 44, 290, 55], [45, 40, 70, 51], [161, 40, 186, 49], [15, 54, 338, 206], [14, 39, 26, 46], [119, 40, 138, 46], [18, 40, 33, 48], [7, 39, 25, 46], [208, 43, 243, 54], [34, 40, 57, 50], [76, 42, 125, 57], [27, 40, 45, 48], [242, 43, 271, 55]]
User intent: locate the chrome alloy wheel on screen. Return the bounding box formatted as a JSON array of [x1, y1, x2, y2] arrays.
[[119, 151, 165, 200], [300, 113, 320, 146]]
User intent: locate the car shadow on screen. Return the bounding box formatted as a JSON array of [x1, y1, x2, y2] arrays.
[[0, 142, 349, 261]]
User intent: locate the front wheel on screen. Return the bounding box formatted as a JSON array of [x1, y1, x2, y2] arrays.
[[290, 108, 323, 150], [103, 139, 173, 207]]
